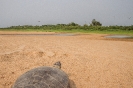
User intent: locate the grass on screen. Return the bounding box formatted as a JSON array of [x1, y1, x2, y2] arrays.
[[0, 28, 133, 35]]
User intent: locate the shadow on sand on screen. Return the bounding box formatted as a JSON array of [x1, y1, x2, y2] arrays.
[[70, 79, 77, 88]]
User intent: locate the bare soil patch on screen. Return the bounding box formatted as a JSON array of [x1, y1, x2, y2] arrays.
[[0, 32, 133, 88]]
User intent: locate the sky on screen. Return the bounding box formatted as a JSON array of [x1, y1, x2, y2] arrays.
[[0, 0, 133, 28]]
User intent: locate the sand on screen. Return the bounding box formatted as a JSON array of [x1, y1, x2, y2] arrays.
[[0, 31, 133, 88]]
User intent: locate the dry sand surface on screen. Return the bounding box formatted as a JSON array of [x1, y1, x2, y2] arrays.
[[0, 31, 133, 88]]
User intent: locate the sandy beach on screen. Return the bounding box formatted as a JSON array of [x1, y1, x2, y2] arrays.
[[0, 31, 133, 88]]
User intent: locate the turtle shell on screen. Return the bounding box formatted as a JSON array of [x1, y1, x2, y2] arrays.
[[12, 66, 70, 88]]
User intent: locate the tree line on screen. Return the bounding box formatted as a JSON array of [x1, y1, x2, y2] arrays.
[[1, 19, 133, 31]]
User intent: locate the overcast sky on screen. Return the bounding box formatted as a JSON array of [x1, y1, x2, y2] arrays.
[[0, 0, 133, 27]]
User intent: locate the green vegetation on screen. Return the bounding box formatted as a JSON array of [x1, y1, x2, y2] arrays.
[[0, 21, 133, 35]]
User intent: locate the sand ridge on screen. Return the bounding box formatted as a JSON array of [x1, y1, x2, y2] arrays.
[[0, 32, 133, 88]]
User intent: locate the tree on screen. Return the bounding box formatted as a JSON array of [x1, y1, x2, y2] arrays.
[[91, 19, 102, 26]]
